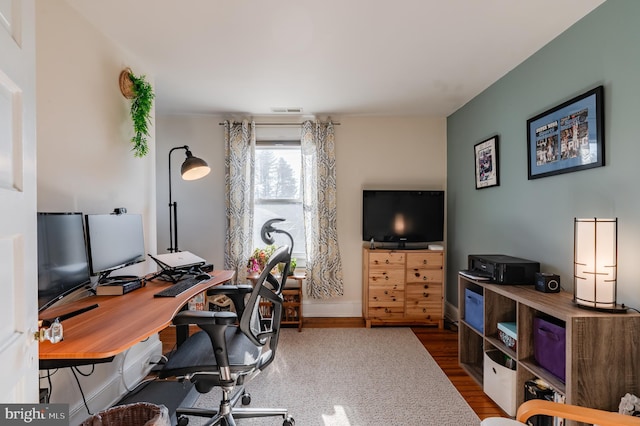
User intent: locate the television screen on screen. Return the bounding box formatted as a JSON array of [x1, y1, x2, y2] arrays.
[[37, 212, 91, 311], [362, 190, 444, 244], [85, 213, 145, 280]]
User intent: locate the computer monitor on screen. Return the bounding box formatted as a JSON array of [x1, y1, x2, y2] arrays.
[[85, 213, 145, 282], [37, 212, 91, 311]]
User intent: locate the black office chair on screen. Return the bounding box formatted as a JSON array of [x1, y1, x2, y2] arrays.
[[158, 245, 294, 426]]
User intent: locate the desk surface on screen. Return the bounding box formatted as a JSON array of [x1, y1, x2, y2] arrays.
[[38, 270, 234, 361]]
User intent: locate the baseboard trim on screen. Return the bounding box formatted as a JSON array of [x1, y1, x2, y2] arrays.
[[302, 317, 364, 328], [445, 300, 459, 323]]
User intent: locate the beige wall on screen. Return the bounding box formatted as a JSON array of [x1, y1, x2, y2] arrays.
[[156, 115, 447, 316], [155, 115, 226, 264], [36, 0, 157, 274]]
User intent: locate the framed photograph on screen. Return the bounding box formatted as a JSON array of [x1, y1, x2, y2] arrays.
[[527, 86, 604, 180], [474, 135, 499, 189]]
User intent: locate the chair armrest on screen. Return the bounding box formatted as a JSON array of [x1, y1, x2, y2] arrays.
[[207, 284, 253, 318], [207, 284, 253, 295], [516, 400, 640, 426], [173, 310, 237, 326]]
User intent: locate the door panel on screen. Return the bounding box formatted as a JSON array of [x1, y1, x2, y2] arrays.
[[0, 0, 38, 403]]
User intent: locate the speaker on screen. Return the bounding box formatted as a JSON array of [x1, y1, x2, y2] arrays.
[[535, 272, 560, 293]]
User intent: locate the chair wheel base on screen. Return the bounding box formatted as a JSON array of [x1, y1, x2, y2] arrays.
[[283, 416, 295, 426], [241, 392, 251, 405]]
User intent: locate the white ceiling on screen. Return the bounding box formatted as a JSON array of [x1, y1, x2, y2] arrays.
[[66, 0, 605, 117]]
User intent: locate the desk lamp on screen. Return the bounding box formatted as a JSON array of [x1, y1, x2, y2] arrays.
[[573, 217, 626, 312], [168, 146, 210, 253]]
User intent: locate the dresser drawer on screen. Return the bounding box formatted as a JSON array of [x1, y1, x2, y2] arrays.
[[369, 252, 405, 268], [405, 305, 443, 320], [406, 283, 442, 316], [406, 252, 443, 269], [369, 285, 405, 306], [368, 306, 404, 319], [406, 269, 442, 284], [368, 268, 405, 285]]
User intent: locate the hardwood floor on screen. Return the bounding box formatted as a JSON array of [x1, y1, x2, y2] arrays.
[[411, 324, 506, 421], [159, 318, 507, 421]]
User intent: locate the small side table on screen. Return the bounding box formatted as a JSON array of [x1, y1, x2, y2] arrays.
[[247, 273, 304, 332]]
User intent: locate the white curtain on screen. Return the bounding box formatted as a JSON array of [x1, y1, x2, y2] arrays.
[[224, 120, 255, 284], [301, 120, 344, 298]]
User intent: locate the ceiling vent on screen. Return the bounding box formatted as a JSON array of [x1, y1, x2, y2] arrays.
[[271, 107, 303, 113]]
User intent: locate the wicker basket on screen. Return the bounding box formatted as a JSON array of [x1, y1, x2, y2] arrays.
[[80, 402, 169, 426], [118, 68, 135, 99]]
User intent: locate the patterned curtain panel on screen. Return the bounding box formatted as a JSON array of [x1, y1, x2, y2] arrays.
[[301, 120, 344, 298], [224, 120, 255, 284]]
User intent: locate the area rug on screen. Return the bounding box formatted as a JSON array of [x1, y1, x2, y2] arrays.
[[190, 327, 480, 425]]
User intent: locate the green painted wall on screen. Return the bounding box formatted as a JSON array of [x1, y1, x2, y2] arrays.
[[446, 0, 640, 310]]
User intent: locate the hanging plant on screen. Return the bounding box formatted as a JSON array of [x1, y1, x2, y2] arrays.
[[119, 68, 155, 157]]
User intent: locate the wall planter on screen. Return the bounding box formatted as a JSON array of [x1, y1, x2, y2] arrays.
[[119, 68, 155, 157]]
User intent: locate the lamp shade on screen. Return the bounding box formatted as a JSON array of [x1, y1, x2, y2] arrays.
[[181, 152, 210, 181], [573, 217, 617, 310]]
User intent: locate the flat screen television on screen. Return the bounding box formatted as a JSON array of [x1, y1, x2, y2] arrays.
[[37, 212, 91, 311], [85, 213, 145, 282], [362, 190, 444, 246]]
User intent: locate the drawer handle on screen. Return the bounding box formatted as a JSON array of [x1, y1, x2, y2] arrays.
[[423, 260, 427, 265], [423, 293, 429, 298], [415, 272, 420, 277], [384, 308, 390, 313], [384, 290, 388, 295], [422, 276, 428, 281], [385, 276, 389, 280], [385, 259, 389, 264], [423, 308, 427, 313], [374, 260, 379, 265], [423, 284, 429, 289]]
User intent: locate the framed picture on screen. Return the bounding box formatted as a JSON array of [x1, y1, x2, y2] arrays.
[[527, 86, 604, 180], [474, 135, 499, 189]]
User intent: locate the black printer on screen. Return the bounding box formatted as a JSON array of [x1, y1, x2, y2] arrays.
[[468, 254, 540, 285]]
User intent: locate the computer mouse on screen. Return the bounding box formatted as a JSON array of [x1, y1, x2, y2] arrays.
[[197, 273, 211, 281]]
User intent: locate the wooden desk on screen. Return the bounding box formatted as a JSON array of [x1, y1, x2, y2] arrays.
[[39, 270, 234, 362]]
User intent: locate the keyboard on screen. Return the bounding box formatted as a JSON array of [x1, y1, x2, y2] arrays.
[[154, 275, 211, 297]]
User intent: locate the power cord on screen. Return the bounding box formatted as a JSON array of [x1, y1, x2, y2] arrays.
[[39, 369, 57, 403], [70, 365, 95, 416]]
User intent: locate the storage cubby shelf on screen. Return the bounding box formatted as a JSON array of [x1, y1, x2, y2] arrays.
[[458, 273, 640, 422]]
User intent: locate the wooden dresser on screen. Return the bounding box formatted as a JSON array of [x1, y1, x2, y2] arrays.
[[362, 247, 444, 328]]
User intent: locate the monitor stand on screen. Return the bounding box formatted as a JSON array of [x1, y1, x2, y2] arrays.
[[97, 271, 140, 285]]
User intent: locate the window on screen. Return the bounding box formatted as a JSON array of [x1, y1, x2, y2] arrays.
[[253, 140, 306, 264]]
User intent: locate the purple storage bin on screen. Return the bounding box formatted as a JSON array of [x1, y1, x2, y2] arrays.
[[533, 317, 566, 381]]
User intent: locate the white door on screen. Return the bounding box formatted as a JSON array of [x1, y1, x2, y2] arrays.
[[0, 0, 38, 403]]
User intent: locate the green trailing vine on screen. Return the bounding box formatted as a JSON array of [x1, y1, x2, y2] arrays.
[[127, 72, 154, 157]]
